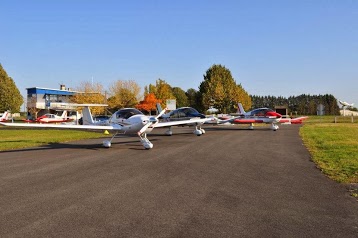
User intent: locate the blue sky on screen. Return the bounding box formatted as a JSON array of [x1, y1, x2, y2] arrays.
[[1, 0, 357, 107]]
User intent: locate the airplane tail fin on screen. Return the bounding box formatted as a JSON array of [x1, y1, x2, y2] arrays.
[[156, 103, 163, 115], [60, 110, 67, 118], [237, 103, 246, 114], [82, 107, 95, 125], [0, 111, 9, 121]]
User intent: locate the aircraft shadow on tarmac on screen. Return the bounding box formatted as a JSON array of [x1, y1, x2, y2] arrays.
[[203, 125, 280, 131], [0, 126, 285, 154], [0, 137, 160, 153], [149, 131, 198, 136]]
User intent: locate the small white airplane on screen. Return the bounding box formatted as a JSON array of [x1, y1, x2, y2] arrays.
[[339, 100, 354, 107], [24, 110, 74, 123], [0, 111, 10, 122], [0, 106, 208, 149], [209, 103, 282, 130]]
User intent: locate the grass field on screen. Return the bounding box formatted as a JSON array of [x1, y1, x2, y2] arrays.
[[0, 128, 105, 151], [303, 115, 358, 124], [299, 117, 358, 198]]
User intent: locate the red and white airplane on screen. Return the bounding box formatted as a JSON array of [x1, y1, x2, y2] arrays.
[[211, 103, 282, 130], [0, 105, 208, 149], [0, 111, 10, 122], [24, 111, 74, 123]]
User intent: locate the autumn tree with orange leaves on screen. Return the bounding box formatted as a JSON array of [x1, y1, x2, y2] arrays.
[[136, 93, 161, 115]]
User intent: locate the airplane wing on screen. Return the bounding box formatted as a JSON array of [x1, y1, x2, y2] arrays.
[[211, 117, 236, 124], [0, 117, 209, 131], [0, 122, 120, 131], [153, 118, 209, 128], [279, 116, 308, 124]]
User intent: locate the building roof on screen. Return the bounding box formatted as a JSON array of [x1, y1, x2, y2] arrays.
[[26, 87, 78, 96]]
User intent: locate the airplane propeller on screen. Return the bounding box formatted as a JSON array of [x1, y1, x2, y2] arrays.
[[138, 108, 168, 135]]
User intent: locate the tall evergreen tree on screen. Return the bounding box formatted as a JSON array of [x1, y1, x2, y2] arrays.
[[0, 64, 23, 112]]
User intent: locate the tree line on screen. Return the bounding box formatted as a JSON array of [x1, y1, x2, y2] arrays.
[[251, 94, 341, 115], [31, 64, 251, 115], [0, 63, 345, 116]]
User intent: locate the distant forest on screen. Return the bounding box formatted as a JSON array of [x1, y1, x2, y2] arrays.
[[250, 94, 340, 116]]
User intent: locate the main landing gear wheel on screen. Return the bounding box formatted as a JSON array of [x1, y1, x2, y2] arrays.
[[194, 129, 202, 136], [139, 133, 153, 149], [271, 124, 279, 131], [103, 140, 111, 148], [103, 132, 118, 148], [140, 137, 153, 149], [193, 125, 204, 136], [165, 128, 173, 136]]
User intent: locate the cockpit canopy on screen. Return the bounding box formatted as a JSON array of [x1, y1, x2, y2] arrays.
[[249, 108, 274, 117], [168, 107, 206, 119], [114, 108, 143, 119], [42, 114, 56, 118]]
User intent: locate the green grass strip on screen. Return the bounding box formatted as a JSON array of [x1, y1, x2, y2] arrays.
[[300, 123, 358, 183], [0, 128, 106, 151]]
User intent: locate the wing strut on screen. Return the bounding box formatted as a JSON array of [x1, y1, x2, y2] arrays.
[[102, 131, 119, 148]]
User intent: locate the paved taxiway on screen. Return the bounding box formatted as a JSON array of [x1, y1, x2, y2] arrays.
[[0, 125, 357, 237]]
